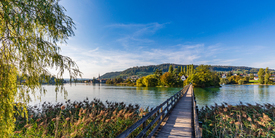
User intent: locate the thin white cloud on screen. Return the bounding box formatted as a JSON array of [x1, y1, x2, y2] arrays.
[[56, 42, 275, 78], [251, 60, 275, 69], [88, 47, 99, 53], [210, 59, 240, 66], [184, 44, 204, 49], [58, 43, 228, 78], [107, 22, 169, 48]]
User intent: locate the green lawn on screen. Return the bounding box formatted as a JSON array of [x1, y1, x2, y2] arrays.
[[249, 80, 258, 83]]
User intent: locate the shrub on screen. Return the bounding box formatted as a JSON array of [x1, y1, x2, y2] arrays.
[[199, 103, 275, 137], [13, 98, 152, 137]]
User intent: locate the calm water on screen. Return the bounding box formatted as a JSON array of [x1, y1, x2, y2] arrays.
[[29, 84, 275, 109], [194, 85, 275, 108], [29, 83, 182, 108]]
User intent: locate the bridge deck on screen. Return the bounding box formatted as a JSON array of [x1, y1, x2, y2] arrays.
[[155, 85, 193, 138]]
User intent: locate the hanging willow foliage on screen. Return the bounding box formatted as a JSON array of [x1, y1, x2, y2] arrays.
[[0, 0, 81, 136]]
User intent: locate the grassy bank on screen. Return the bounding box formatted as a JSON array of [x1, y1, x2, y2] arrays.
[[199, 103, 275, 137], [13, 99, 152, 137]]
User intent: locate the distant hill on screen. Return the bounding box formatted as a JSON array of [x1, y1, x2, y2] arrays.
[[99, 71, 121, 79], [100, 63, 272, 79]]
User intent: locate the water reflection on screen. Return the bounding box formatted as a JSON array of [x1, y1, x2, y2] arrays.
[[194, 85, 275, 109], [29, 83, 182, 109], [29, 84, 275, 110]]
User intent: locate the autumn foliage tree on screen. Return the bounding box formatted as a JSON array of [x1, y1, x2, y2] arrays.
[[168, 65, 173, 73], [160, 72, 175, 87]]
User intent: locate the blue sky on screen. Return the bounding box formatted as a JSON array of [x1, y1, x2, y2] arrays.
[[58, 0, 275, 78]]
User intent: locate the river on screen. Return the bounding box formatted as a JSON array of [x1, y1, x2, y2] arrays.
[[29, 84, 275, 109]]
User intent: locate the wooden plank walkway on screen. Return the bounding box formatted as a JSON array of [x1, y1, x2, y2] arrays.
[[155, 85, 193, 138]]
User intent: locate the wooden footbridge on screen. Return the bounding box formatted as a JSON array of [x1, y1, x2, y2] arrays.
[[116, 84, 202, 138]]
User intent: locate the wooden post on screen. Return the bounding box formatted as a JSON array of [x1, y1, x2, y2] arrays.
[[157, 110, 160, 122], [172, 97, 175, 107], [199, 121, 203, 138], [167, 101, 169, 112], [171, 97, 173, 106], [143, 119, 146, 138], [160, 107, 163, 120]]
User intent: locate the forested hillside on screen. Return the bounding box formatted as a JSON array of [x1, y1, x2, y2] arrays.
[[100, 63, 270, 79], [99, 71, 121, 79]]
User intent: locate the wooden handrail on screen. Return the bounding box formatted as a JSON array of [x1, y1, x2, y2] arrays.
[[116, 85, 191, 138], [192, 85, 202, 138]]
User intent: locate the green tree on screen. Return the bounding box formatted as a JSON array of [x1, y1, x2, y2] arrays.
[[154, 69, 162, 86], [0, 62, 17, 135], [249, 73, 254, 80], [183, 66, 186, 74], [106, 79, 114, 84], [168, 65, 173, 73], [228, 75, 243, 84], [243, 76, 249, 83], [187, 65, 190, 76], [154, 69, 162, 79], [258, 68, 265, 84], [125, 78, 132, 84], [114, 78, 123, 83], [265, 67, 270, 84], [173, 68, 179, 75], [220, 78, 229, 84], [179, 71, 185, 77], [227, 71, 232, 77], [238, 79, 244, 85], [142, 75, 158, 87], [0, 1, 81, 136], [185, 65, 220, 87], [136, 77, 145, 87], [190, 64, 194, 75]]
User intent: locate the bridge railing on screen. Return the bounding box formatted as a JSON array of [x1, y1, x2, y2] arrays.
[[192, 86, 202, 138], [116, 84, 191, 138]]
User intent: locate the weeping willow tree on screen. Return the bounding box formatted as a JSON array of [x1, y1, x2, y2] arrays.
[[0, 0, 81, 136]]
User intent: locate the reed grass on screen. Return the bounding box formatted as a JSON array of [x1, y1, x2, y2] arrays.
[[199, 102, 275, 137], [13, 98, 153, 137]]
